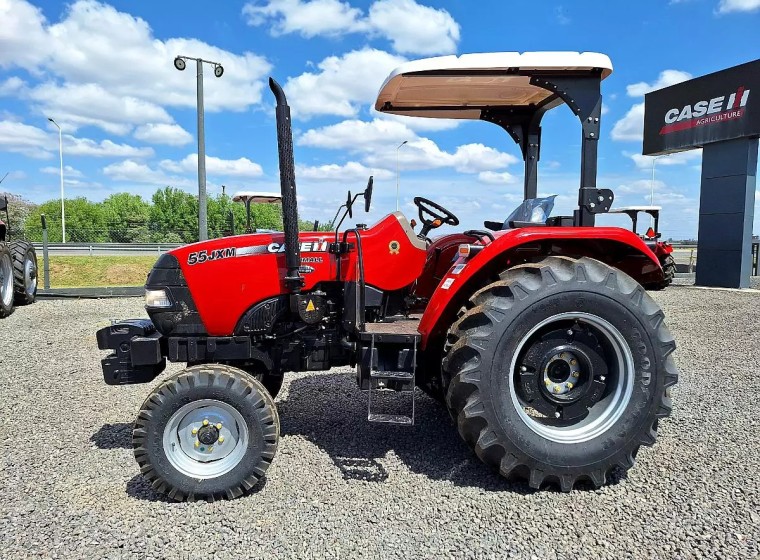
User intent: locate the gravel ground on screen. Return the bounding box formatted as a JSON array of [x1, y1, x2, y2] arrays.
[[1, 288, 759, 559]]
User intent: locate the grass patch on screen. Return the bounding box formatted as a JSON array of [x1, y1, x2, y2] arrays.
[[47, 256, 157, 288]]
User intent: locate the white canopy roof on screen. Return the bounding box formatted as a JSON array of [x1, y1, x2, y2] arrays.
[[375, 51, 613, 119], [232, 191, 282, 204]]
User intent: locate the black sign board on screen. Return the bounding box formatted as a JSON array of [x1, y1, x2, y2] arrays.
[[643, 59, 760, 155]]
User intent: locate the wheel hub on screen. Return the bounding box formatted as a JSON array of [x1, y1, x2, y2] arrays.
[[517, 324, 610, 421], [197, 424, 220, 445]]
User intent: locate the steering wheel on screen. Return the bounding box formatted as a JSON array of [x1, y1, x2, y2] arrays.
[[413, 196, 459, 238]]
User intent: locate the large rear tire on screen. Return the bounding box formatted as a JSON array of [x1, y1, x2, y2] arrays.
[[0, 244, 15, 318], [442, 257, 678, 491], [10, 241, 37, 305], [133, 364, 279, 502]]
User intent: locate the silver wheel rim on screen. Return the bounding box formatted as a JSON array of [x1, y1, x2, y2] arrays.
[[0, 254, 12, 307], [24, 256, 37, 297], [509, 312, 635, 444], [163, 399, 249, 479]]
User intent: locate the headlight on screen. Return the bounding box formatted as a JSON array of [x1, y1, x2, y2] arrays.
[[145, 289, 172, 308]]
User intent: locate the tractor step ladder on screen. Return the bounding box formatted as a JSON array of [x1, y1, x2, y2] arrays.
[[360, 318, 420, 425]]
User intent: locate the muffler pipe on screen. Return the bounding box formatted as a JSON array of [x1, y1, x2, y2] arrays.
[[269, 77, 303, 292]]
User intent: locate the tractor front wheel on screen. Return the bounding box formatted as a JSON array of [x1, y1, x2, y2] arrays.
[[0, 244, 15, 318], [443, 257, 678, 491], [10, 241, 37, 305], [133, 364, 279, 501]]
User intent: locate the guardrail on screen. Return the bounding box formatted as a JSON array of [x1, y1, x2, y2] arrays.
[[31, 242, 183, 256]]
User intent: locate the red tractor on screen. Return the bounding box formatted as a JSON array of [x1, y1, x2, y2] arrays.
[[97, 52, 677, 501], [607, 206, 677, 288]]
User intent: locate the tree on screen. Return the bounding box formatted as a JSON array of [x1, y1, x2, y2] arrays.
[[149, 187, 198, 243], [24, 197, 107, 242], [102, 193, 151, 242], [0, 192, 37, 240]]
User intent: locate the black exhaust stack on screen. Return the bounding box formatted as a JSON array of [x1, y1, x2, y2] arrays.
[[269, 78, 304, 293]]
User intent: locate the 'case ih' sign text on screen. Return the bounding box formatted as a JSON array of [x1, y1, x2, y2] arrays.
[[643, 59, 759, 155]]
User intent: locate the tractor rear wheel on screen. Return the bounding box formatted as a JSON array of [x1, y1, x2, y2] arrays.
[[133, 364, 279, 502], [10, 241, 37, 305], [0, 244, 14, 318], [442, 256, 678, 491], [658, 255, 676, 289]]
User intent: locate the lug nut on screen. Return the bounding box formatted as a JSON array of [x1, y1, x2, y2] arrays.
[[216, 423, 222, 430], [218, 436, 224, 444], [208, 446, 213, 452], [203, 419, 209, 426], [520, 365, 527, 372], [555, 411, 561, 418], [600, 376, 606, 382], [566, 382, 574, 390], [191, 428, 198, 435], [545, 379, 551, 385], [194, 441, 200, 448], [572, 371, 580, 378], [570, 359, 577, 366], [553, 386, 561, 393]]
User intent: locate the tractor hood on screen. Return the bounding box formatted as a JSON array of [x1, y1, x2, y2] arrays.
[[375, 51, 612, 120]]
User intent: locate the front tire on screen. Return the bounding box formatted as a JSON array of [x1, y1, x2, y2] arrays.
[[443, 257, 678, 491], [0, 244, 15, 318], [133, 364, 279, 502], [10, 241, 37, 305]]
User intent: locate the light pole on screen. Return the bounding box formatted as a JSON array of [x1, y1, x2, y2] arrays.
[[47, 117, 65, 243], [174, 55, 225, 241], [650, 154, 671, 227], [396, 140, 408, 211]]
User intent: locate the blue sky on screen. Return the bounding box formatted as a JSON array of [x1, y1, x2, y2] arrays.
[[0, 0, 759, 239]]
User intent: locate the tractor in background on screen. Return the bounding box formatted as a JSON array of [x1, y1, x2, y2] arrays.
[[0, 193, 38, 318]]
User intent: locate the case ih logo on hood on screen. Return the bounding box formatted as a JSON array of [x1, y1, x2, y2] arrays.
[[660, 87, 750, 135]]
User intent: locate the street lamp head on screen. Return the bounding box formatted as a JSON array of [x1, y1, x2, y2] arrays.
[[47, 117, 54, 122], [174, 56, 186, 71], [399, 140, 408, 148], [214, 64, 224, 78]]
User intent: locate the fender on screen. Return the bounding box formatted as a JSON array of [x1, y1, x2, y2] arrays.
[[417, 226, 663, 349]]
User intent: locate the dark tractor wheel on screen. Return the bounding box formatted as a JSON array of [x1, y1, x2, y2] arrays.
[[442, 256, 678, 492], [133, 364, 279, 502], [10, 241, 37, 305], [0, 244, 14, 318], [657, 255, 677, 289]]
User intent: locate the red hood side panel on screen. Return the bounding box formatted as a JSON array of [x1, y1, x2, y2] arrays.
[[169, 213, 426, 336]]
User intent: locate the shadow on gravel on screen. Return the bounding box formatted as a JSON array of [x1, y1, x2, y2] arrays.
[[278, 373, 535, 493], [90, 422, 132, 449]]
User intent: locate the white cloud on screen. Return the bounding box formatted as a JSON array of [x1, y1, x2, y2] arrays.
[[298, 118, 413, 150], [41, 165, 84, 178], [0, 118, 153, 159], [718, 0, 760, 12], [0, 0, 272, 141], [629, 150, 702, 169], [286, 48, 406, 118], [612, 70, 693, 143], [367, 0, 460, 55], [298, 161, 393, 182], [626, 70, 693, 97], [243, 0, 459, 55], [0, 119, 52, 158], [478, 171, 518, 185], [366, 139, 517, 173], [611, 102, 645, 142], [103, 159, 191, 187], [243, 0, 364, 37], [65, 137, 154, 158], [301, 118, 516, 174], [0, 76, 26, 96], [31, 82, 173, 135], [160, 154, 264, 178], [0, 0, 49, 69], [134, 123, 193, 146]]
